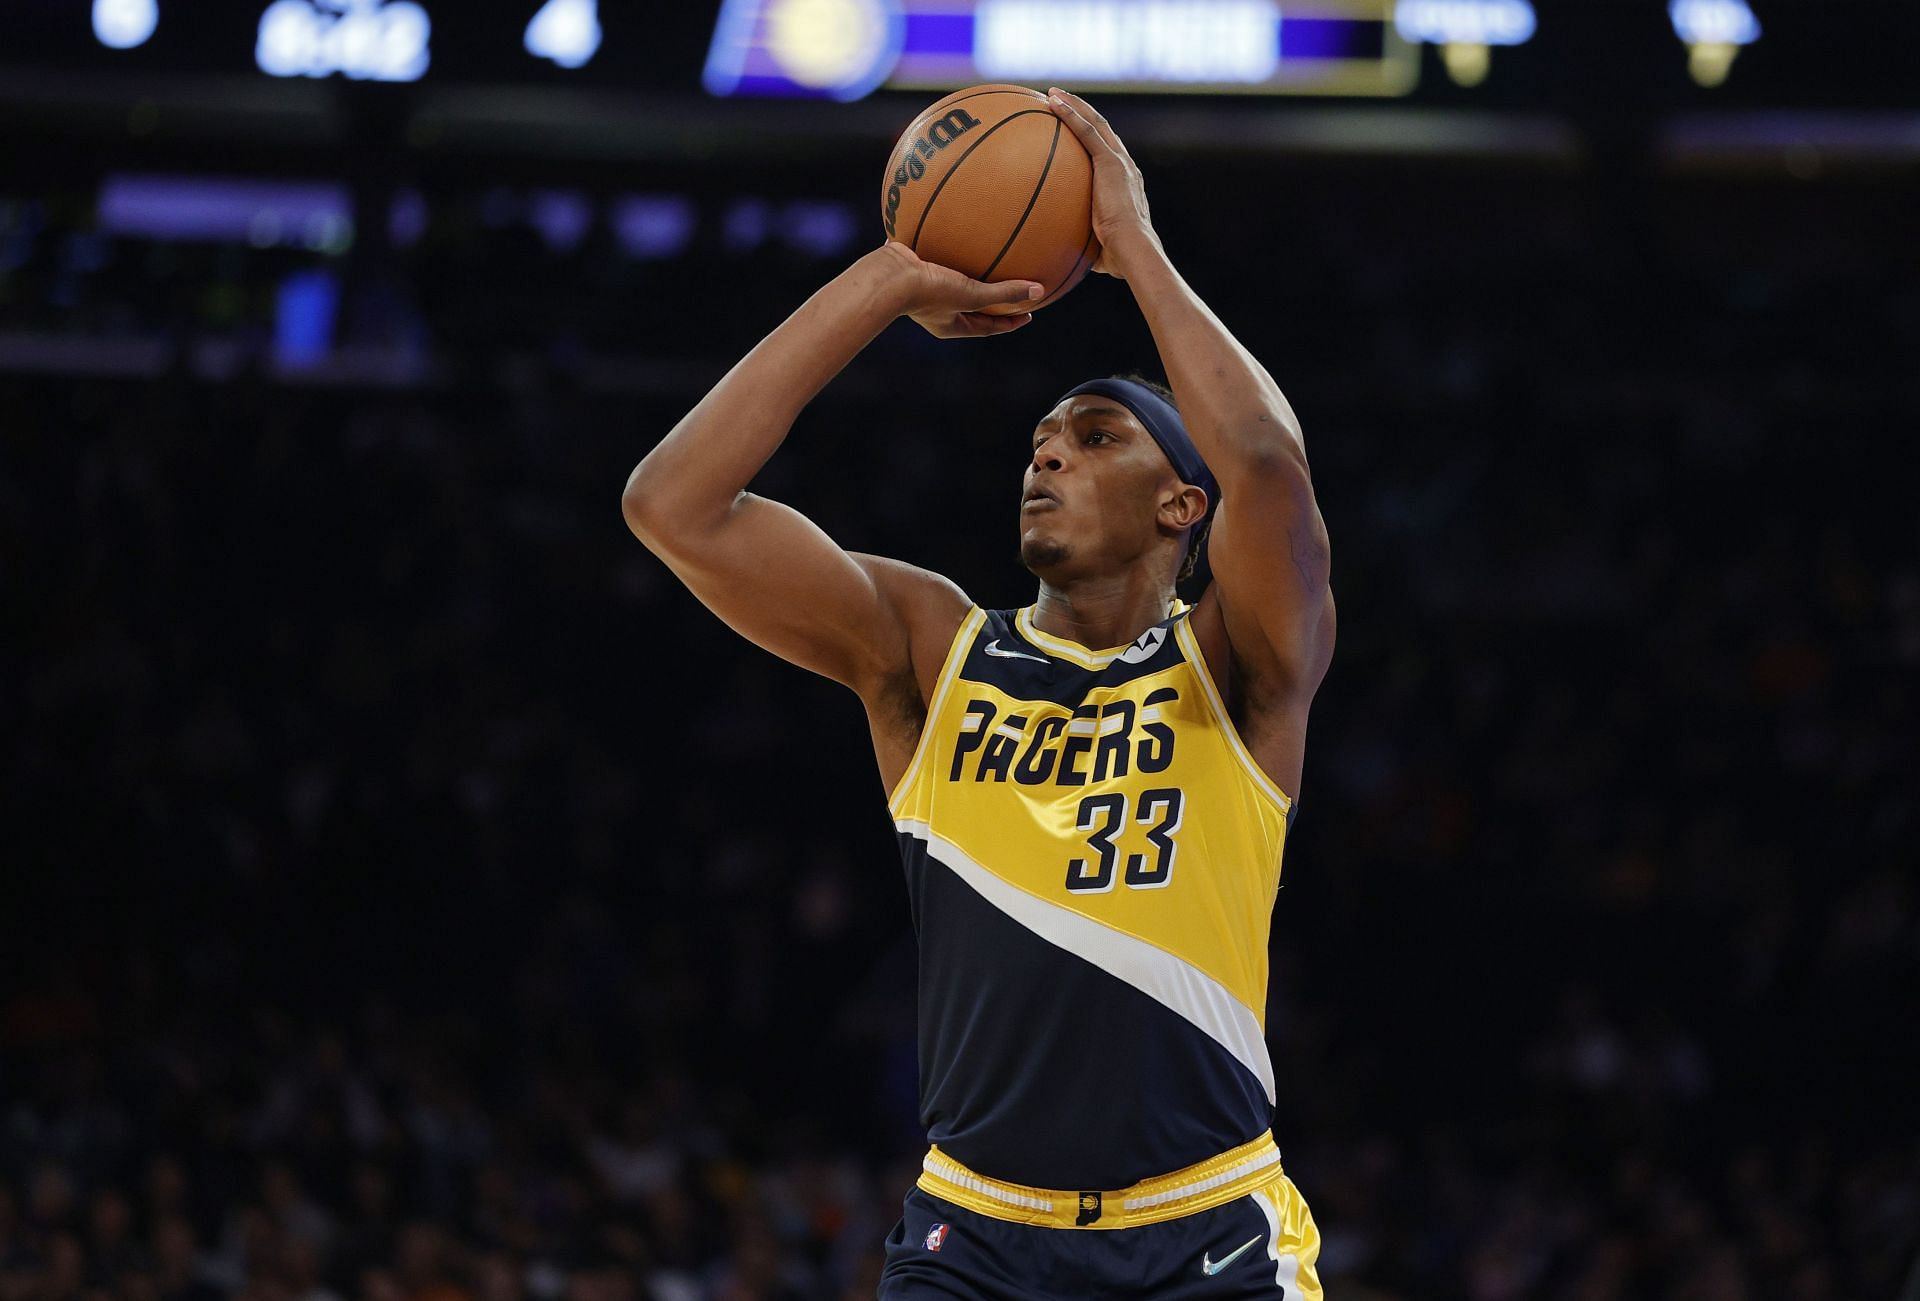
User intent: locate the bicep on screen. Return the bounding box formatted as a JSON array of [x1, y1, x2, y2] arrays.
[[1202, 455, 1335, 691], [632, 491, 956, 692]]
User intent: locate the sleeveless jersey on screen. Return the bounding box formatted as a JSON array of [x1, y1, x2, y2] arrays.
[[887, 602, 1295, 1190]]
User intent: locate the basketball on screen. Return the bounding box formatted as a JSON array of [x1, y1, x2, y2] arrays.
[[880, 84, 1095, 312]]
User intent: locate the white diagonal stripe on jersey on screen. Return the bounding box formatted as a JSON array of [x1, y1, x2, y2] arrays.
[[896, 818, 1276, 1105]]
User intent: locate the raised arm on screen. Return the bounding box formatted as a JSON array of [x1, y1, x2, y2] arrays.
[[1048, 90, 1335, 772], [621, 244, 1042, 704]]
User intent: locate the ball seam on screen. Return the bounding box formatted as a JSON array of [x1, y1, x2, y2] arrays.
[[909, 108, 1057, 254], [978, 117, 1063, 283]]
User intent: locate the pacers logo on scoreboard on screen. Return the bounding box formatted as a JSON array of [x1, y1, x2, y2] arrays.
[[705, 0, 906, 100]]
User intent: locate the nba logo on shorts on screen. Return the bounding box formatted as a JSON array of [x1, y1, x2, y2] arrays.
[[923, 1223, 949, 1251]]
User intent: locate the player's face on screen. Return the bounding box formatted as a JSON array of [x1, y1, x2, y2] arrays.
[[1020, 397, 1184, 579]]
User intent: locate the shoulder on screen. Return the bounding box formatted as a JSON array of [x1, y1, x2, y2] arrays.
[[848, 554, 973, 703]]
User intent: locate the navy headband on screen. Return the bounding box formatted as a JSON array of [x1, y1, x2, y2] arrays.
[[1056, 378, 1218, 509]]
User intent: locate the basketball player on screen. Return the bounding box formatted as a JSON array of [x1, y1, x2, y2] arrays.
[[622, 90, 1334, 1299]]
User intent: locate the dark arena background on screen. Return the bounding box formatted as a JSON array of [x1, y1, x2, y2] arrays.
[[4, 2, 1919, 1298]]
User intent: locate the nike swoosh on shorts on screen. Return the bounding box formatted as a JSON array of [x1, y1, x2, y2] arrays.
[[1201, 1233, 1264, 1276]]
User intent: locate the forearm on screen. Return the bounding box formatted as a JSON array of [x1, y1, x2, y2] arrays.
[[623, 249, 905, 534], [1106, 230, 1307, 476]]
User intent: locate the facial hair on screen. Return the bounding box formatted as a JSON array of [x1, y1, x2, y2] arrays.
[[1021, 535, 1070, 572]]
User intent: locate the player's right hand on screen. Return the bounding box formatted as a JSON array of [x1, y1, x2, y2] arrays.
[[874, 241, 1042, 339]]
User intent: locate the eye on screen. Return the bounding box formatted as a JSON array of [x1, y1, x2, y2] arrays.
[[1085, 429, 1114, 445]]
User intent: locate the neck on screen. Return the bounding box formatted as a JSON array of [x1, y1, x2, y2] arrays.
[[1030, 570, 1178, 649]]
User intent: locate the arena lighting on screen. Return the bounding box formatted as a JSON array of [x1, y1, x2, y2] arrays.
[[256, 0, 432, 82], [1394, 0, 1533, 87], [389, 189, 427, 247], [97, 175, 354, 249], [610, 196, 697, 260], [275, 269, 340, 369], [1669, 0, 1758, 88], [92, 0, 159, 49], [706, 0, 1414, 99], [524, 0, 601, 69], [529, 190, 592, 250]]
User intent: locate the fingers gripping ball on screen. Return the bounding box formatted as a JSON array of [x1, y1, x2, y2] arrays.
[[881, 84, 1095, 313]]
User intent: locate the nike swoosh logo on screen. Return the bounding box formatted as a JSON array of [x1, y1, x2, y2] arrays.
[[984, 640, 1049, 664], [1201, 1234, 1264, 1276]]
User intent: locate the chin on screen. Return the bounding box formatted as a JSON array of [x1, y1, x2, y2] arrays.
[[1020, 536, 1071, 573]]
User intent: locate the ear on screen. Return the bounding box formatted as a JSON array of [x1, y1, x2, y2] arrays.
[[1158, 483, 1209, 533]]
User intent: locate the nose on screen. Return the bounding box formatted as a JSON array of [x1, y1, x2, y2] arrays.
[[1031, 435, 1066, 474]]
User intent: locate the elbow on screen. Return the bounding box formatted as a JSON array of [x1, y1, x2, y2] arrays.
[[1252, 406, 1309, 466], [620, 477, 652, 545], [622, 460, 734, 554], [1205, 405, 1307, 480], [621, 461, 671, 548], [1223, 429, 1312, 493]]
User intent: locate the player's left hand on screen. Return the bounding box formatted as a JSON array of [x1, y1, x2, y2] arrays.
[[1046, 88, 1157, 278], [874, 241, 1040, 338]]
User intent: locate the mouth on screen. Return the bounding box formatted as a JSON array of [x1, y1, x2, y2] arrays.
[[1022, 485, 1059, 511]]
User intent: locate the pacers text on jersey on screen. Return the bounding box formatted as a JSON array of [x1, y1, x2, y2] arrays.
[[947, 688, 1179, 786]]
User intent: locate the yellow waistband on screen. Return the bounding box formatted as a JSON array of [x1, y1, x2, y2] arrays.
[[916, 1132, 1282, 1230]]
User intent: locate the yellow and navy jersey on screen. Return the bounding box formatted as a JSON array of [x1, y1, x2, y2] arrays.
[[887, 602, 1296, 1190]]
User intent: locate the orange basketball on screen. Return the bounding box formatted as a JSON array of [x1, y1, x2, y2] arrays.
[[880, 84, 1095, 312]]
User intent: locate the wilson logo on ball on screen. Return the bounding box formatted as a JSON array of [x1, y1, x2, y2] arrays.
[[883, 109, 981, 237]]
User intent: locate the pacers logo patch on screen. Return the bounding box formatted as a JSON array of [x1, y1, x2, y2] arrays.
[[923, 1223, 949, 1252]]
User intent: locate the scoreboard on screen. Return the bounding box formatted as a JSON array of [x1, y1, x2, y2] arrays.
[[2, 0, 1915, 109], [706, 0, 1420, 100]]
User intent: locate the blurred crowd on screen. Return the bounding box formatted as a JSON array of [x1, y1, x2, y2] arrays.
[[4, 157, 1918, 1300]]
